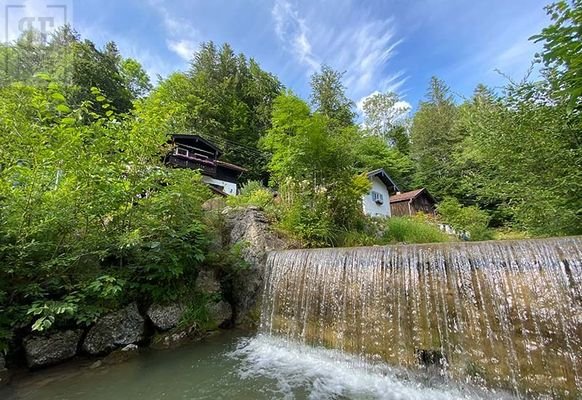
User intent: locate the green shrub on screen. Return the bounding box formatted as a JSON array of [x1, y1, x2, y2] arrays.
[[0, 81, 211, 346], [226, 180, 273, 209], [179, 292, 222, 331], [437, 197, 493, 241], [382, 217, 452, 244]]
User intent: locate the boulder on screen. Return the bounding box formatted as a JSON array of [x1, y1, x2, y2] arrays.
[[195, 269, 221, 295], [146, 303, 185, 331], [82, 303, 144, 355], [223, 207, 294, 323], [23, 329, 82, 368], [208, 300, 232, 328]]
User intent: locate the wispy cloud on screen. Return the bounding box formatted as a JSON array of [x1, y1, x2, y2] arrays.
[[272, 0, 319, 71], [271, 0, 405, 101], [148, 0, 200, 61]]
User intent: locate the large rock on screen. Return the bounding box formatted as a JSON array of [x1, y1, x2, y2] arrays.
[[208, 300, 232, 327], [223, 207, 294, 324], [195, 269, 222, 295], [23, 329, 82, 368], [147, 303, 185, 331], [82, 303, 144, 355]]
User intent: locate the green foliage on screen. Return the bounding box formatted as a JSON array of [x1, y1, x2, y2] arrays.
[[410, 77, 462, 199], [437, 198, 492, 241], [452, 77, 581, 235], [382, 216, 452, 244], [310, 65, 355, 127], [353, 134, 415, 190], [262, 91, 370, 246], [0, 80, 210, 347], [0, 26, 142, 115], [531, 0, 582, 108], [361, 91, 411, 146], [226, 181, 273, 209], [138, 42, 282, 180], [179, 291, 222, 331]]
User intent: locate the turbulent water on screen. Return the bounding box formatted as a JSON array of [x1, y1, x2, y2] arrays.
[[260, 237, 582, 398], [4, 331, 494, 400]]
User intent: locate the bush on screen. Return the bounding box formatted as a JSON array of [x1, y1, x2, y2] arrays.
[[0, 82, 211, 349], [437, 197, 493, 241], [382, 217, 452, 244], [226, 181, 273, 209]]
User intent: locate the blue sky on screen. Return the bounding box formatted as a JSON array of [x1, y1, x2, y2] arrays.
[[72, 0, 550, 110]]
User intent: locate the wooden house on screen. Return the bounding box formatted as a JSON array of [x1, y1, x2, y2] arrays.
[[165, 134, 246, 196], [389, 188, 437, 217]]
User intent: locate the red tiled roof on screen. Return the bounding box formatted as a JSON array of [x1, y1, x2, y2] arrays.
[[389, 188, 426, 203]]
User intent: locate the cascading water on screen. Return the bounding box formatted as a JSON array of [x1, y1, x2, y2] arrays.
[[258, 237, 582, 398]]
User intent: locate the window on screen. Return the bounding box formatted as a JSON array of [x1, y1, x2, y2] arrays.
[[372, 191, 384, 205], [174, 147, 189, 157]]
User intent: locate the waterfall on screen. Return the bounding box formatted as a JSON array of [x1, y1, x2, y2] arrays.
[[259, 237, 582, 398]]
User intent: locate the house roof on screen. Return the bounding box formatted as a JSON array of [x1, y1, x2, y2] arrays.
[[367, 168, 400, 192], [171, 134, 223, 157], [389, 188, 436, 204], [216, 160, 247, 173]]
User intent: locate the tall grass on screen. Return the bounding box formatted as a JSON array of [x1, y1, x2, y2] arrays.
[[382, 217, 452, 244]]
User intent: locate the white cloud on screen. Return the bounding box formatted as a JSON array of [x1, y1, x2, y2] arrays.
[[148, 0, 200, 61], [271, 0, 406, 101], [272, 0, 319, 72], [167, 39, 197, 62]]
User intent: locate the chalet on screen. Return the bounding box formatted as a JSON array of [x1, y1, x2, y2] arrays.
[[165, 134, 246, 196], [362, 169, 400, 217], [389, 188, 437, 217]]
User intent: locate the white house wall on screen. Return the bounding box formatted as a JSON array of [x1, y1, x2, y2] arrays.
[[362, 176, 391, 217], [202, 176, 237, 196]]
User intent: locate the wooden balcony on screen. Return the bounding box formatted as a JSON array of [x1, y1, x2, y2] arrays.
[[166, 154, 217, 177]]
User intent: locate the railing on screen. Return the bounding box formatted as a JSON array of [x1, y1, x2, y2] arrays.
[[166, 155, 217, 176]]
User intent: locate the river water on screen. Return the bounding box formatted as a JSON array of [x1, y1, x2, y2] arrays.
[[1, 331, 504, 400]]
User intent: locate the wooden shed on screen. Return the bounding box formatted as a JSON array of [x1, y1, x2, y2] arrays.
[[389, 188, 437, 217]]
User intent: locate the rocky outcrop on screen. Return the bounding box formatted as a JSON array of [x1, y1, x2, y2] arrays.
[[146, 304, 185, 331], [23, 330, 82, 368], [195, 269, 222, 294], [223, 206, 294, 324], [82, 303, 144, 355], [208, 300, 232, 327]]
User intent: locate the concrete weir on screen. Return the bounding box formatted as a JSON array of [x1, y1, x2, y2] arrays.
[[260, 237, 582, 398]]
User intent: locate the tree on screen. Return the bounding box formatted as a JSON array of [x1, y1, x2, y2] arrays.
[[410, 77, 461, 199], [361, 91, 411, 143], [121, 58, 153, 98], [454, 77, 581, 235], [352, 134, 414, 189], [310, 65, 355, 127], [139, 41, 282, 180], [531, 0, 582, 108], [261, 92, 369, 245]]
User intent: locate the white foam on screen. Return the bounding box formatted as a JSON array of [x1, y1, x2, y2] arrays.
[[229, 335, 509, 400]]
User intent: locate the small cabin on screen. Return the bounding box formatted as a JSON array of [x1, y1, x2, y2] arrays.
[[165, 134, 246, 196], [389, 188, 437, 217], [362, 169, 400, 217]]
